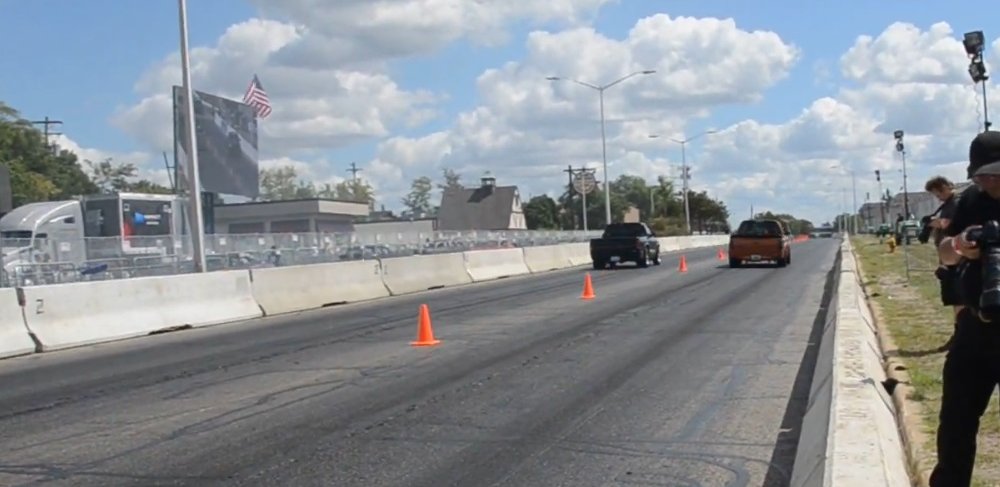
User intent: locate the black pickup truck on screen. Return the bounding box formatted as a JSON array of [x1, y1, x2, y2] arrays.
[[589, 222, 661, 269]]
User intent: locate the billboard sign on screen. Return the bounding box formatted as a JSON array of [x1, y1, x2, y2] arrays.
[[172, 86, 260, 198]]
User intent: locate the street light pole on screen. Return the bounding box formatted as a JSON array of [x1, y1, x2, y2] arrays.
[[851, 169, 858, 234], [547, 70, 656, 226], [649, 131, 717, 235], [177, 0, 206, 273]]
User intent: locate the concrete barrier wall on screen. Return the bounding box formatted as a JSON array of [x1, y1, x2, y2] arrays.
[[20, 270, 262, 352], [381, 253, 472, 295], [0, 288, 35, 359], [564, 243, 591, 266], [790, 238, 910, 487], [522, 245, 573, 273], [251, 260, 389, 316], [463, 248, 531, 281], [2, 235, 736, 359]]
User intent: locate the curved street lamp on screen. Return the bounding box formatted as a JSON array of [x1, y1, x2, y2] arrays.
[[547, 70, 656, 225], [649, 130, 717, 235]]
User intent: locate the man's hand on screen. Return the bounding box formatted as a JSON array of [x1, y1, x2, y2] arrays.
[[932, 217, 951, 229], [940, 225, 982, 264]]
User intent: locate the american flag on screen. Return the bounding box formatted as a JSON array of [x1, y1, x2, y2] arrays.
[[243, 74, 272, 119]]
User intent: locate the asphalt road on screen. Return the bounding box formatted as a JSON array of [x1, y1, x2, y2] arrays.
[[0, 239, 841, 487]]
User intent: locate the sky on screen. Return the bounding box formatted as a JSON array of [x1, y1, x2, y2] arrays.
[[2, 0, 999, 229]]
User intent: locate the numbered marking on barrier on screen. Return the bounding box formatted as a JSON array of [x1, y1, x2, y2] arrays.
[[35, 298, 44, 315], [374, 263, 380, 275]]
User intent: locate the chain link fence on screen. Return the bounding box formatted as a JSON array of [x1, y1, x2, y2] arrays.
[[1, 229, 602, 288]]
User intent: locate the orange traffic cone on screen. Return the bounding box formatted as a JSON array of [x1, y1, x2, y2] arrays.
[[581, 273, 596, 300], [411, 304, 440, 347], [717, 248, 726, 261], [679, 255, 688, 273]]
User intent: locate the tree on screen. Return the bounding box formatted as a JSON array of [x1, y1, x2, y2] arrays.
[[258, 165, 315, 201], [686, 190, 730, 233], [753, 210, 815, 235], [335, 179, 375, 207], [86, 158, 173, 195], [401, 176, 433, 216], [438, 168, 463, 192], [523, 194, 560, 229], [0, 101, 97, 207]]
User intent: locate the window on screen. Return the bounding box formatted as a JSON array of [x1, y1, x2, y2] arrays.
[[736, 220, 782, 237]]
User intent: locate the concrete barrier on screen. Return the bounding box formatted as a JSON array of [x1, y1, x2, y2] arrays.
[[564, 243, 591, 266], [790, 239, 909, 486], [381, 253, 473, 295], [522, 245, 573, 273], [251, 260, 389, 315], [0, 288, 35, 359], [2, 236, 739, 359], [463, 248, 531, 282], [20, 270, 262, 352]]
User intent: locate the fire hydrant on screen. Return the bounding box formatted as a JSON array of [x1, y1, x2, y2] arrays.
[[887, 238, 896, 253]]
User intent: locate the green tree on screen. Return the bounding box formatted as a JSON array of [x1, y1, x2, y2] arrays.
[[86, 158, 172, 194], [753, 210, 814, 235], [401, 176, 433, 216], [335, 179, 375, 208], [0, 101, 97, 206], [438, 168, 462, 192], [686, 190, 730, 233], [258, 165, 316, 201], [523, 194, 560, 229]]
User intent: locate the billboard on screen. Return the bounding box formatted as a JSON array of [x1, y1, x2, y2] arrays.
[[172, 86, 260, 198], [0, 164, 11, 215]]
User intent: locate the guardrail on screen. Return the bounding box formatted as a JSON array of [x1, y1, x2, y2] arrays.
[[790, 237, 910, 486], [0, 235, 727, 359]]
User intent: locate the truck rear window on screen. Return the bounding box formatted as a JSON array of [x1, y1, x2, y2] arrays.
[[602, 223, 646, 238], [736, 221, 782, 237]]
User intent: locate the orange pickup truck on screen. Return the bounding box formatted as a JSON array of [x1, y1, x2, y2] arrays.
[[728, 219, 791, 268]]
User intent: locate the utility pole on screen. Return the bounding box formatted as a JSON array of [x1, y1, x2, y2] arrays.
[[347, 162, 362, 182], [875, 170, 885, 224], [563, 165, 576, 230], [30, 116, 63, 152]]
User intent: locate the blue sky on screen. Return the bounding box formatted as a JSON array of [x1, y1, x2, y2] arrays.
[[1, 1, 994, 226]]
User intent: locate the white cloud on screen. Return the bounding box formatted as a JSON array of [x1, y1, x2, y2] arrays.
[[52, 134, 171, 188], [97, 9, 1000, 229], [249, 0, 612, 67], [692, 21, 999, 226], [112, 16, 440, 159], [366, 13, 801, 213]]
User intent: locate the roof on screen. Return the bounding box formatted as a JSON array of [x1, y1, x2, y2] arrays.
[[437, 185, 518, 230], [0, 201, 79, 232]]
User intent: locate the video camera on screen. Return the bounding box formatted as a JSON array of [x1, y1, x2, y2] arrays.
[[918, 215, 935, 244], [964, 220, 1000, 319]]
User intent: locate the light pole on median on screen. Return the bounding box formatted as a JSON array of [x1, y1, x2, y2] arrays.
[[177, 0, 207, 273], [649, 130, 717, 235], [547, 70, 656, 226], [830, 163, 859, 234]]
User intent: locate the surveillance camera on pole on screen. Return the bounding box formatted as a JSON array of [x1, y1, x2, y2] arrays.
[[893, 130, 910, 219], [964, 30, 991, 131]]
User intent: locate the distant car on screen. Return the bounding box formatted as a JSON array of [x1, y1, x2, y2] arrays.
[[589, 222, 661, 269], [728, 219, 791, 268]]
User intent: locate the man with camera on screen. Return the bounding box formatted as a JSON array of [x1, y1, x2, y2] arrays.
[[922, 176, 961, 349], [931, 130, 1000, 486]]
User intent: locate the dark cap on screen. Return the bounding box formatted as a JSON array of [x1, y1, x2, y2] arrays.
[[969, 130, 1000, 177]]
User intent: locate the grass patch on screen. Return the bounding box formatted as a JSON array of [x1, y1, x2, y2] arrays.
[[852, 235, 1000, 484]]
